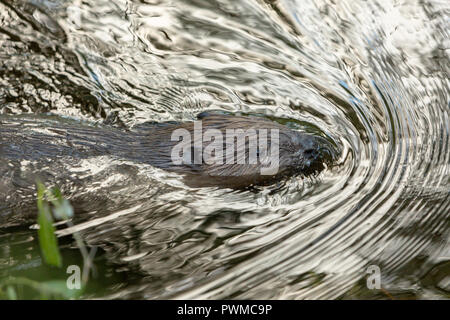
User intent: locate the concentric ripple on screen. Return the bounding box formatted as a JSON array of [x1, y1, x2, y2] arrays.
[[0, 0, 448, 299]]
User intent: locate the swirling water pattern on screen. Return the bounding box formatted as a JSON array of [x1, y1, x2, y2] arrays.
[[0, 0, 448, 298]]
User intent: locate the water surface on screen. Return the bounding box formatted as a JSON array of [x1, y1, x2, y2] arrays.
[[0, 0, 448, 299]]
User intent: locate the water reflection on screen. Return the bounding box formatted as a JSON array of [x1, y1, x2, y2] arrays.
[[0, 0, 448, 299]]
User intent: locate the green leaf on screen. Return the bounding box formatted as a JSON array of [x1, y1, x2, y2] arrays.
[[52, 198, 74, 220], [48, 186, 74, 220], [40, 280, 83, 299], [1, 277, 83, 300], [37, 182, 62, 268], [6, 286, 17, 300]]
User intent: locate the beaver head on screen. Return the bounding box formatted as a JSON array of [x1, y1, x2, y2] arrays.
[[145, 114, 336, 188]]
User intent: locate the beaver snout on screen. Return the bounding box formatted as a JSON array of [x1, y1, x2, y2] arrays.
[[304, 147, 320, 160], [296, 135, 335, 173]]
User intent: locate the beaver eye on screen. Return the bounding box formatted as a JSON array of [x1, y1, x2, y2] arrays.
[[304, 148, 318, 158]]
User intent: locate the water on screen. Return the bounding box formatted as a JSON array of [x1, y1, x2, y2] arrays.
[[0, 0, 448, 299]]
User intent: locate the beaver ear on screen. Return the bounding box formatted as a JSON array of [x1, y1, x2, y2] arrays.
[[196, 111, 228, 120], [197, 111, 213, 120]]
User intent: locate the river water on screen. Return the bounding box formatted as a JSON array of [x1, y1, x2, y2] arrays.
[[0, 0, 448, 299]]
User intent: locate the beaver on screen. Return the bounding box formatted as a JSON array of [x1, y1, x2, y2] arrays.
[[0, 112, 335, 226], [0, 112, 335, 190], [143, 112, 335, 188]]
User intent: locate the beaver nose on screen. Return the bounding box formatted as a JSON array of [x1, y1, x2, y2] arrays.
[[304, 147, 319, 159]]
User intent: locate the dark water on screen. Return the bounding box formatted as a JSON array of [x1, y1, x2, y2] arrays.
[[0, 0, 449, 299]]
